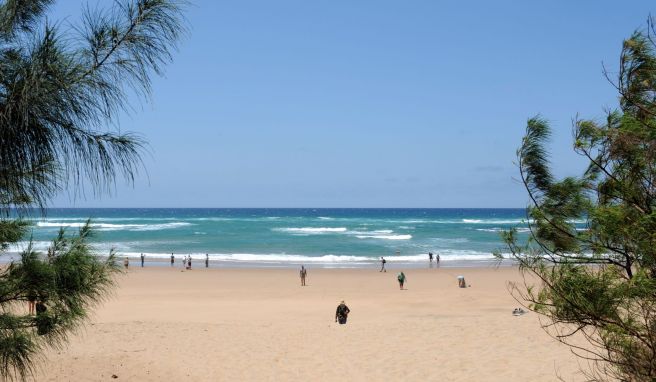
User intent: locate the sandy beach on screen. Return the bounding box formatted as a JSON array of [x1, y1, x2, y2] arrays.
[[32, 265, 586, 381]]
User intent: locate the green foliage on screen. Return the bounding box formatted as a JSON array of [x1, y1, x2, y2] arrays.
[[0, 223, 121, 381], [0, 0, 187, 380], [504, 18, 656, 381], [0, 0, 187, 210]]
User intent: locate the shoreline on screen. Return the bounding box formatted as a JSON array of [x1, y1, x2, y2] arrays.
[[0, 252, 516, 269]]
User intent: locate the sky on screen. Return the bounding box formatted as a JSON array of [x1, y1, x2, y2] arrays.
[[48, 0, 656, 208]]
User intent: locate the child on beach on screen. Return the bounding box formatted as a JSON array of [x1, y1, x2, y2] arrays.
[[398, 272, 406, 290]]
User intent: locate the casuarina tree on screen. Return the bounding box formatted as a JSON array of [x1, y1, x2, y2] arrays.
[[0, 0, 186, 379], [499, 18, 656, 381]]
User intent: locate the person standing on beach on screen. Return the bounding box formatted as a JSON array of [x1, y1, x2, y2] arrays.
[[429, 252, 433, 262], [35, 299, 48, 335], [205, 254, 209, 268], [335, 301, 350, 324], [380, 257, 387, 272], [182, 255, 186, 269], [436, 253, 440, 265], [398, 271, 406, 290], [187, 256, 192, 270], [171, 253, 175, 266], [140, 253, 145, 267], [123, 257, 129, 270], [300, 265, 307, 286], [27, 294, 36, 316]]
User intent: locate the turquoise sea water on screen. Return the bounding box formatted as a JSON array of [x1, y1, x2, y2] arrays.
[[11, 208, 535, 267]]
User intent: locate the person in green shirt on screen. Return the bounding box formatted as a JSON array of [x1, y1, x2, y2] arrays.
[[397, 272, 406, 290]]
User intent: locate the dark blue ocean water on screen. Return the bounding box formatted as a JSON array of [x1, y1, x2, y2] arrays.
[[11, 208, 533, 267]]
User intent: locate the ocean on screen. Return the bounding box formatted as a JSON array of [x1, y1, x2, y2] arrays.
[[8, 208, 535, 268]]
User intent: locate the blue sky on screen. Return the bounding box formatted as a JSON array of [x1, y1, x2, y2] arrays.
[[50, 1, 655, 208]]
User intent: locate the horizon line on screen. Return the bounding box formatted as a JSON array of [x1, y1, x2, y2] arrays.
[[44, 206, 528, 209]]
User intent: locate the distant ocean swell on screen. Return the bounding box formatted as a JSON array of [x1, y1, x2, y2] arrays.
[[1, 208, 563, 267]]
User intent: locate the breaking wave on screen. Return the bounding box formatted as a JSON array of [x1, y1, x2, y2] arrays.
[[36, 221, 192, 232]]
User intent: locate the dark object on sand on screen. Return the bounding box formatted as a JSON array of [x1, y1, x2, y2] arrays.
[[512, 308, 527, 316], [335, 301, 350, 324]]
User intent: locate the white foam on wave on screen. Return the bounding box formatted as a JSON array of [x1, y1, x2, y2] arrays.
[[273, 227, 348, 234], [275, 227, 412, 240], [116, 250, 510, 263], [6, 241, 121, 256], [7, 241, 52, 253], [342, 229, 411, 240], [317, 217, 334, 220], [462, 219, 530, 224], [36, 221, 192, 231], [431, 237, 470, 244], [354, 234, 412, 240], [36, 217, 180, 222], [381, 218, 528, 224], [475, 227, 530, 233]]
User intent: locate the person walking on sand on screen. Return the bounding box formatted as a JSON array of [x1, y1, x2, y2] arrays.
[[398, 271, 406, 290], [300, 265, 307, 286], [335, 300, 350, 324], [205, 254, 209, 268], [380, 257, 387, 272], [123, 256, 129, 270], [170, 253, 175, 267], [429, 252, 433, 263], [187, 255, 192, 270], [140, 253, 145, 267]]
